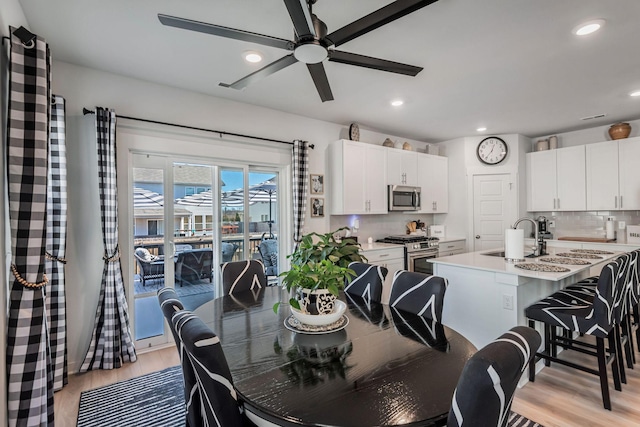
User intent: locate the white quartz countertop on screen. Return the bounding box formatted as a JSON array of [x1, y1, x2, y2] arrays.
[[359, 242, 404, 252], [431, 246, 621, 281]]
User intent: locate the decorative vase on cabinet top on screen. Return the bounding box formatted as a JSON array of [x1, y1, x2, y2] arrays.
[[608, 122, 631, 140]]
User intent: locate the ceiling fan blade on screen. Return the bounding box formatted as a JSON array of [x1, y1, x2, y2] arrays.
[[158, 14, 294, 51], [325, 0, 439, 47], [329, 50, 422, 76], [282, 0, 316, 39], [219, 54, 298, 90], [306, 63, 334, 102]]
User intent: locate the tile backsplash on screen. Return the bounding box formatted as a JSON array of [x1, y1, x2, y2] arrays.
[[329, 213, 434, 242], [533, 211, 640, 243]]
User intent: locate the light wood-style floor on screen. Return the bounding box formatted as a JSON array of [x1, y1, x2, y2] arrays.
[[55, 342, 640, 427]]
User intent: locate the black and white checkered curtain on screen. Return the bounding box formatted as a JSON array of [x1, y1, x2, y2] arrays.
[[6, 28, 55, 426], [80, 107, 137, 371], [292, 140, 309, 248], [46, 95, 68, 391]]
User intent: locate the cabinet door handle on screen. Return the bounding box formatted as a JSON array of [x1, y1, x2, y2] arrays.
[[379, 254, 389, 257], [557, 198, 560, 209], [621, 196, 623, 208], [553, 198, 556, 209], [615, 196, 618, 209]]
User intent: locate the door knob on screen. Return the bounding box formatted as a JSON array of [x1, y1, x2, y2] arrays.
[[475, 235, 481, 239]]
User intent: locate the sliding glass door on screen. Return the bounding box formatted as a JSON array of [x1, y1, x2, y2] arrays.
[[130, 154, 279, 348]]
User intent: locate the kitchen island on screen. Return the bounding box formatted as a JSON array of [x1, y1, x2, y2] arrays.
[[432, 246, 621, 349]]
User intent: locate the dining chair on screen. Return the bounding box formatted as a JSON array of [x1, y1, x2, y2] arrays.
[[172, 310, 250, 427], [344, 262, 387, 304], [525, 255, 630, 410], [157, 288, 199, 427], [448, 326, 540, 427], [388, 270, 448, 323], [221, 259, 267, 295], [134, 247, 164, 286], [258, 239, 278, 277]]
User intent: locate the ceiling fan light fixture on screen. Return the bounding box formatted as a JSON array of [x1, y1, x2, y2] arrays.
[[244, 51, 263, 63], [294, 43, 327, 64], [391, 99, 404, 107], [573, 19, 605, 36]]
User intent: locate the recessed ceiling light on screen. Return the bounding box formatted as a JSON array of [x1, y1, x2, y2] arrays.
[[573, 19, 605, 36], [476, 127, 487, 132], [630, 90, 640, 97], [391, 99, 404, 107], [244, 51, 263, 63]]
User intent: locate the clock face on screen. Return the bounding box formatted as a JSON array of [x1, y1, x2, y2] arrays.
[[477, 137, 508, 165]]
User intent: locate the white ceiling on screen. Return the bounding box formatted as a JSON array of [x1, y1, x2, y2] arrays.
[[17, 0, 640, 142]]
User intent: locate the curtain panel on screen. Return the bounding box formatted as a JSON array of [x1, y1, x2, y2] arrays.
[[6, 28, 55, 426], [81, 107, 137, 371], [292, 140, 309, 249], [46, 95, 69, 391]]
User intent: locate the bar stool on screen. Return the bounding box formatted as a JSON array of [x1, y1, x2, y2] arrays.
[[525, 255, 630, 410]]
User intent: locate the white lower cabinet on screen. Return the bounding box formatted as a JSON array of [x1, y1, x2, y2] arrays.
[[361, 246, 405, 304], [438, 239, 466, 257], [328, 140, 387, 214]]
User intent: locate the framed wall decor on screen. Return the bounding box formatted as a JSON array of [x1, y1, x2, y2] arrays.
[[310, 174, 324, 195], [311, 197, 324, 217]]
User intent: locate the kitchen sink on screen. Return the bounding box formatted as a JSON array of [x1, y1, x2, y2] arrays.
[[481, 250, 542, 258], [482, 250, 506, 257]]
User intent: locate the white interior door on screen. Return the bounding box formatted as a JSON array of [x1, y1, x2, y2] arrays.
[[473, 174, 513, 252]]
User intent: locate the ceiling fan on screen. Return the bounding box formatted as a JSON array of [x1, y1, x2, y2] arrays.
[[158, 0, 439, 102]]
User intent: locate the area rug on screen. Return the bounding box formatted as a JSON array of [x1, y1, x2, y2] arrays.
[[77, 366, 544, 427]]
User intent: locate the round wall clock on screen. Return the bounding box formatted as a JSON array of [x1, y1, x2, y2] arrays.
[[477, 136, 508, 165], [349, 123, 360, 141]]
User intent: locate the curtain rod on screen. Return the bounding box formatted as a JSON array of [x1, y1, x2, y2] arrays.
[[82, 108, 313, 149]]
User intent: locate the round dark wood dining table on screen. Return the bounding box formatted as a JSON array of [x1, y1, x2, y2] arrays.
[[194, 287, 476, 427]]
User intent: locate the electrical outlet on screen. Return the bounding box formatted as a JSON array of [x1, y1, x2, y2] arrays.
[[502, 294, 514, 310], [619, 221, 626, 229], [548, 220, 555, 228]]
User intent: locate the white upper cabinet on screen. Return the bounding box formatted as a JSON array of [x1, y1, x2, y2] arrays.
[[586, 137, 640, 210], [417, 154, 448, 213], [387, 149, 418, 186], [527, 145, 586, 211], [618, 137, 640, 210], [328, 140, 387, 215]]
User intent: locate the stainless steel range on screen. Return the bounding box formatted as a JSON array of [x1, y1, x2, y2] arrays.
[[377, 235, 440, 275]]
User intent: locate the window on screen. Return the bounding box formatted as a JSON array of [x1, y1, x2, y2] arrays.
[[148, 220, 158, 236], [185, 186, 195, 196]]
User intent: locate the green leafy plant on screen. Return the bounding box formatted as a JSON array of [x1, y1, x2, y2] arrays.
[[274, 227, 366, 313]]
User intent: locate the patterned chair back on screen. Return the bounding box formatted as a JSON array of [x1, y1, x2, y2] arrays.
[[221, 259, 267, 295], [448, 326, 541, 427], [157, 289, 200, 427], [172, 310, 245, 427], [388, 270, 448, 323], [345, 262, 388, 304], [630, 250, 640, 306], [595, 254, 631, 327]]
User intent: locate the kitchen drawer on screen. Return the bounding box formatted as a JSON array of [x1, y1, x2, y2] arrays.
[[439, 249, 464, 257], [438, 240, 465, 254], [362, 247, 404, 264]]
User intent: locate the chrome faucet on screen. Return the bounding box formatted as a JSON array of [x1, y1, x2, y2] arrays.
[[513, 217, 545, 257]]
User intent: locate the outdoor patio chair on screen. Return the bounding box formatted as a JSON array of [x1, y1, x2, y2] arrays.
[[222, 242, 238, 263], [134, 247, 164, 286], [175, 248, 214, 287], [258, 239, 278, 277]]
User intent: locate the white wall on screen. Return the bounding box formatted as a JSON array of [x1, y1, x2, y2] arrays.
[[51, 60, 432, 371], [1, 2, 30, 425], [532, 118, 640, 148]]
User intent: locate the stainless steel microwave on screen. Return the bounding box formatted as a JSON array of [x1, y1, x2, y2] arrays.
[[388, 185, 421, 211]]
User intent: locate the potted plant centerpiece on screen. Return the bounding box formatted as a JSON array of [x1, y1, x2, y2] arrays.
[[274, 228, 366, 320]]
